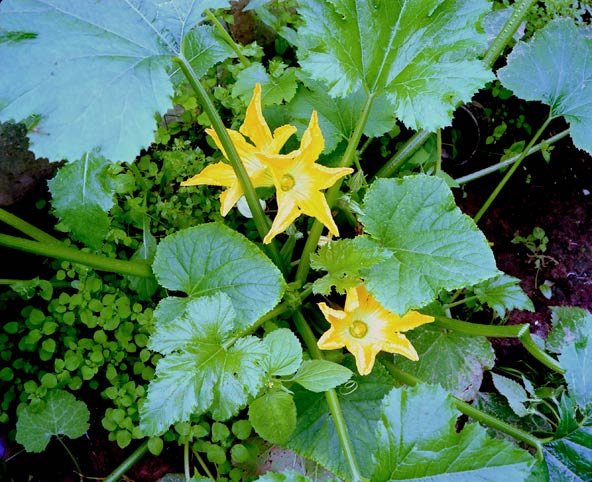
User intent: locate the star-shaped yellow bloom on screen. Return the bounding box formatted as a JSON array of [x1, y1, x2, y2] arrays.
[[258, 111, 353, 244], [181, 84, 296, 216], [317, 285, 435, 376]]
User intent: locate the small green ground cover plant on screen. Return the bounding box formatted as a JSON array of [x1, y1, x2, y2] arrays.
[[0, 0, 591, 481]]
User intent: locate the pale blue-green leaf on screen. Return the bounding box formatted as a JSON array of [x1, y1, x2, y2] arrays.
[[16, 390, 90, 453], [372, 384, 534, 481], [169, 25, 236, 86], [491, 373, 530, 417], [296, 0, 493, 131], [152, 223, 285, 330], [0, 0, 229, 163], [474, 273, 534, 317], [395, 324, 494, 401], [287, 82, 396, 153], [264, 329, 303, 377], [47, 153, 113, 249], [233, 63, 299, 106], [292, 360, 353, 393], [255, 471, 313, 482], [249, 390, 297, 445], [287, 358, 392, 479], [543, 415, 592, 482], [497, 19, 592, 155], [362, 175, 499, 313], [560, 340, 592, 411], [141, 294, 268, 435], [546, 306, 592, 354], [310, 237, 391, 295]]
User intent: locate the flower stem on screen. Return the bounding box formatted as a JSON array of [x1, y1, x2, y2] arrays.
[[382, 361, 546, 460], [0, 233, 152, 278], [482, 0, 537, 69], [454, 129, 570, 184], [172, 55, 287, 274], [293, 310, 364, 482], [0, 208, 60, 244], [434, 315, 564, 374], [103, 440, 149, 482], [474, 115, 553, 223], [204, 9, 250, 67], [294, 91, 376, 285]]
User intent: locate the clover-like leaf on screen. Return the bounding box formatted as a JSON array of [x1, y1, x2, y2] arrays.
[[264, 328, 303, 377], [395, 324, 495, 401], [373, 384, 534, 481], [16, 390, 90, 453], [249, 390, 297, 445], [473, 273, 534, 318], [498, 19, 592, 155], [153, 223, 286, 330], [0, 0, 230, 163], [141, 293, 268, 436], [362, 175, 499, 314], [296, 0, 493, 131], [47, 153, 114, 249]]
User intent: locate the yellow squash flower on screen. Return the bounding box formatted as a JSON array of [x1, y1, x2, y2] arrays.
[[259, 111, 353, 244], [317, 285, 435, 376], [181, 84, 296, 216]]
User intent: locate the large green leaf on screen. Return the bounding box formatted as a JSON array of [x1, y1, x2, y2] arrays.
[[288, 82, 396, 153], [497, 19, 592, 155], [296, 0, 493, 131], [395, 324, 495, 401], [16, 390, 90, 453], [361, 175, 499, 314], [546, 307, 592, 410], [152, 223, 286, 330], [287, 359, 393, 479], [544, 415, 592, 482], [372, 384, 534, 481], [0, 0, 230, 163], [141, 293, 268, 436], [47, 153, 114, 249]]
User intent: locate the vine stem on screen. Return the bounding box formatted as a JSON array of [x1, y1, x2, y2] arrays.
[[0, 234, 152, 278], [455, 128, 570, 184], [171, 55, 287, 275], [382, 361, 546, 461], [294, 91, 376, 285], [204, 9, 250, 67], [434, 315, 564, 374], [293, 310, 364, 482], [0, 208, 60, 244], [103, 440, 149, 482], [184, 441, 191, 480], [474, 114, 552, 223], [374, 0, 536, 180]]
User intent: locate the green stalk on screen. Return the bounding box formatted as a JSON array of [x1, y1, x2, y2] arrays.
[[474, 115, 552, 223], [0, 208, 60, 244], [204, 9, 250, 67], [482, 0, 537, 69], [382, 361, 545, 460], [375, 0, 535, 180], [435, 129, 442, 175], [293, 310, 364, 482], [434, 315, 564, 374], [0, 234, 152, 278], [455, 129, 570, 184], [294, 91, 376, 285], [57, 437, 83, 482], [172, 55, 286, 274], [184, 441, 191, 481], [103, 440, 149, 482]]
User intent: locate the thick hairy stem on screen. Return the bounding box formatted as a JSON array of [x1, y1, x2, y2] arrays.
[[0, 208, 60, 244], [103, 440, 149, 482]]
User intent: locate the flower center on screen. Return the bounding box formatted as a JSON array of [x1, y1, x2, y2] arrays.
[[349, 320, 368, 338], [280, 174, 295, 192]]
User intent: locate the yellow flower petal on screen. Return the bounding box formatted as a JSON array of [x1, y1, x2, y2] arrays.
[[182, 83, 295, 216], [317, 285, 435, 375], [259, 111, 353, 243]]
